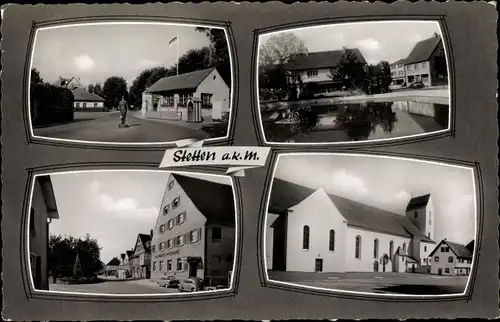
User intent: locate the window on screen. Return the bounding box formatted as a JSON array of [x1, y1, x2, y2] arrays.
[[94, 103, 98, 107], [152, 245, 156, 253], [302, 226, 310, 250], [448, 256, 454, 263], [160, 224, 165, 233], [159, 242, 164, 251], [178, 93, 193, 107], [163, 205, 169, 215], [201, 93, 213, 108], [153, 261, 157, 271], [166, 96, 175, 106], [76, 102, 80, 108], [83, 102, 87, 108], [441, 247, 445, 252], [167, 219, 174, 230], [167, 260, 172, 271], [172, 196, 180, 209], [414, 211, 418, 218], [398, 71, 404, 76], [177, 211, 186, 225], [159, 260, 164, 272], [167, 239, 173, 249], [445, 268, 450, 273], [389, 241, 394, 258], [424, 246, 427, 252], [177, 258, 183, 271], [407, 64, 413, 71], [190, 229, 201, 243], [178, 234, 185, 246], [445, 247, 450, 252], [434, 256, 439, 262], [29, 207, 35, 233], [415, 64, 419, 70], [373, 239, 379, 259], [429, 219, 431, 225], [212, 227, 222, 242], [429, 211, 432, 220], [168, 180, 174, 190], [307, 70, 318, 77], [355, 236, 361, 259], [329, 230, 335, 252]]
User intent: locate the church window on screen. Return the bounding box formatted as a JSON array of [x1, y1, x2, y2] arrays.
[[355, 235, 361, 259], [329, 230, 335, 252]]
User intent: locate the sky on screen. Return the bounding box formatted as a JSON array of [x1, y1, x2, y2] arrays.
[[48, 170, 232, 264], [260, 21, 443, 65], [273, 154, 476, 245], [31, 23, 216, 88]]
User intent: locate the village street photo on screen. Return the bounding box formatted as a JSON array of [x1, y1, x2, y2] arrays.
[[265, 154, 476, 295], [258, 21, 450, 143], [29, 170, 236, 295], [30, 23, 232, 143]]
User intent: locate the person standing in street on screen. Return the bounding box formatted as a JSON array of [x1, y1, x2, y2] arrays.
[[118, 96, 129, 127]]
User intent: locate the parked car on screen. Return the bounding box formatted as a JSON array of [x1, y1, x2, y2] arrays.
[[178, 277, 204, 292], [157, 276, 179, 288], [409, 81, 425, 89]]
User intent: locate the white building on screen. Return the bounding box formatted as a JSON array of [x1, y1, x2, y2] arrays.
[[142, 68, 230, 122], [390, 58, 406, 87], [71, 88, 105, 110], [266, 178, 436, 273], [429, 239, 473, 276]]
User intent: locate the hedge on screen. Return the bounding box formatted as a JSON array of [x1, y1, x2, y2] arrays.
[[30, 83, 75, 126]]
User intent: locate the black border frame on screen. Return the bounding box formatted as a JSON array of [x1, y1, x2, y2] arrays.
[[21, 164, 244, 303], [250, 15, 457, 149], [256, 150, 483, 303], [24, 15, 239, 151]]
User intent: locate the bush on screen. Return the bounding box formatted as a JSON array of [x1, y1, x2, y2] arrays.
[[31, 83, 74, 126]]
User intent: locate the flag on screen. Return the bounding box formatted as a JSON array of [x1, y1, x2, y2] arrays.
[[168, 37, 178, 47]]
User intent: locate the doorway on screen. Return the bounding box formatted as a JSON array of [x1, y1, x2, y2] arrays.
[[438, 268, 443, 275], [315, 259, 323, 272], [189, 262, 197, 277], [187, 101, 194, 121], [373, 261, 379, 272]]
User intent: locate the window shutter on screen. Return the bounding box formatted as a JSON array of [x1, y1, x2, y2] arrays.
[[197, 228, 202, 242]]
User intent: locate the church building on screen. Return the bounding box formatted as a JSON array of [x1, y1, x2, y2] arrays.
[[266, 178, 437, 273]]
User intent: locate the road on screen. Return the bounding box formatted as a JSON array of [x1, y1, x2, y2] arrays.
[[268, 271, 468, 295], [33, 112, 211, 143], [49, 278, 179, 294]]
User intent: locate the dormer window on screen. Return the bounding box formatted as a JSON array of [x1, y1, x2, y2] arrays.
[[163, 204, 170, 215], [172, 196, 180, 209]]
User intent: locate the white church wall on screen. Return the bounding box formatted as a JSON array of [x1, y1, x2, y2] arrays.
[[345, 227, 410, 272], [426, 196, 435, 241], [285, 188, 348, 273], [265, 213, 280, 270]]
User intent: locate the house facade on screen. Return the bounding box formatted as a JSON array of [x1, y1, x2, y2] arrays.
[[105, 258, 120, 277], [29, 175, 60, 290], [285, 49, 367, 95], [429, 239, 473, 276], [266, 178, 436, 273], [130, 233, 152, 279], [72, 88, 105, 111], [142, 68, 230, 122], [117, 251, 134, 279], [390, 59, 406, 87], [150, 173, 235, 287]]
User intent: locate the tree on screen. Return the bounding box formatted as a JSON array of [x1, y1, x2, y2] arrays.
[[259, 64, 289, 100], [178, 47, 212, 74], [259, 32, 308, 66], [129, 69, 154, 107], [87, 83, 95, 94], [362, 61, 392, 95], [93, 83, 103, 97], [196, 28, 231, 86], [102, 76, 128, 108], [433, 47, 448, 82], [31, 68, 44, 84], [329, 48, 367, 91]]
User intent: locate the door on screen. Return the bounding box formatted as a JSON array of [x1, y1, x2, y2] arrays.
[[189, 261, 197, 277], [315, 259, 323, 272], [187, 102, 194, 121], [438, 268, 442, 275], [373, 261, 379, 272]]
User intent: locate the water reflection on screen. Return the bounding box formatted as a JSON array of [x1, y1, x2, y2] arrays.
[[262, 100, 449, 143]]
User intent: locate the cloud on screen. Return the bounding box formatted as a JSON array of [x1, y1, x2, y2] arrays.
[[439, 194, 476, 243], [73, 54, 95, 71], [356, 38, 382, 52], [137, 59, 158, 68], [86, 180, 160, 218], [329, 169, 368, 195]]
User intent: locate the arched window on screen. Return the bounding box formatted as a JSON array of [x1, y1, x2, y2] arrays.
[[329, 230, 335, 252], [374, 239, 379, 259], [355, 235, 361, 259], [389, 241, 394, 259], [403, 243, 406, 253], [302, 226, 310, 250]]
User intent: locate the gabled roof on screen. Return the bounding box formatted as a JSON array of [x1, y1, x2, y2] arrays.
[[392, 58, 407, 65], [429, 239, 473, 259], [285, 49, 367, 71], [406, 194, 431, 211], [466, 240, 475, 254], [138, 233, 152, 250], [404, 34, 442, 65], [126, 250, 134, 258], [107, 258, 120, 266], [172, 174, 235, 226], [146, 67, 216, 94], [269, 178, 434, 243], [72, 88, 105, 102]]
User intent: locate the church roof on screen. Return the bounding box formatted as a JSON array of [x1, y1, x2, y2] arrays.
[[172, 174, 235, 226], [405, 194, 431, 211], [269, 178, 435, 243]]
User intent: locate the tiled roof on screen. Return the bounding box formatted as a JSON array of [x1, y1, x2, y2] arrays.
[[126, 250, 134, 258], [406, 194, 431, 211], [466, 240, 475, 254], [146, 68, 216, 94], [72, 88, 105, 102], [269, 178, 435, 243], [285, 49, 367, 71], [392, 58, 407, 65], [107, 258, 120, 266], [404, 34, 442, 65], [172, 174, 235, 226], [429, 239, 473, 259]]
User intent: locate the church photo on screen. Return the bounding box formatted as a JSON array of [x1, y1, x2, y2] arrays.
[[265, 153, 476, 295]]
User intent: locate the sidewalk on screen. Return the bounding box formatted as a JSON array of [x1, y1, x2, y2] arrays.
[[129, 111, 221, 131]]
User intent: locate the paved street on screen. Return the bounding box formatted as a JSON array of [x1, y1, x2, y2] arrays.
[[33, 111, 211, 143], [268, 271, 468, 295], [49, 278, 179, 294]]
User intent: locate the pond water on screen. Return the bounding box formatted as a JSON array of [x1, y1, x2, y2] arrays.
[[262, 100, 449, 143]]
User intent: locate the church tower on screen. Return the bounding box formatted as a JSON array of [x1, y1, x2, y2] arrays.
[[405, 193, 434, 241]]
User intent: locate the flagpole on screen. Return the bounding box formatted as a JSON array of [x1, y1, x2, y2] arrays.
[[176, 36, 179, 75]]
